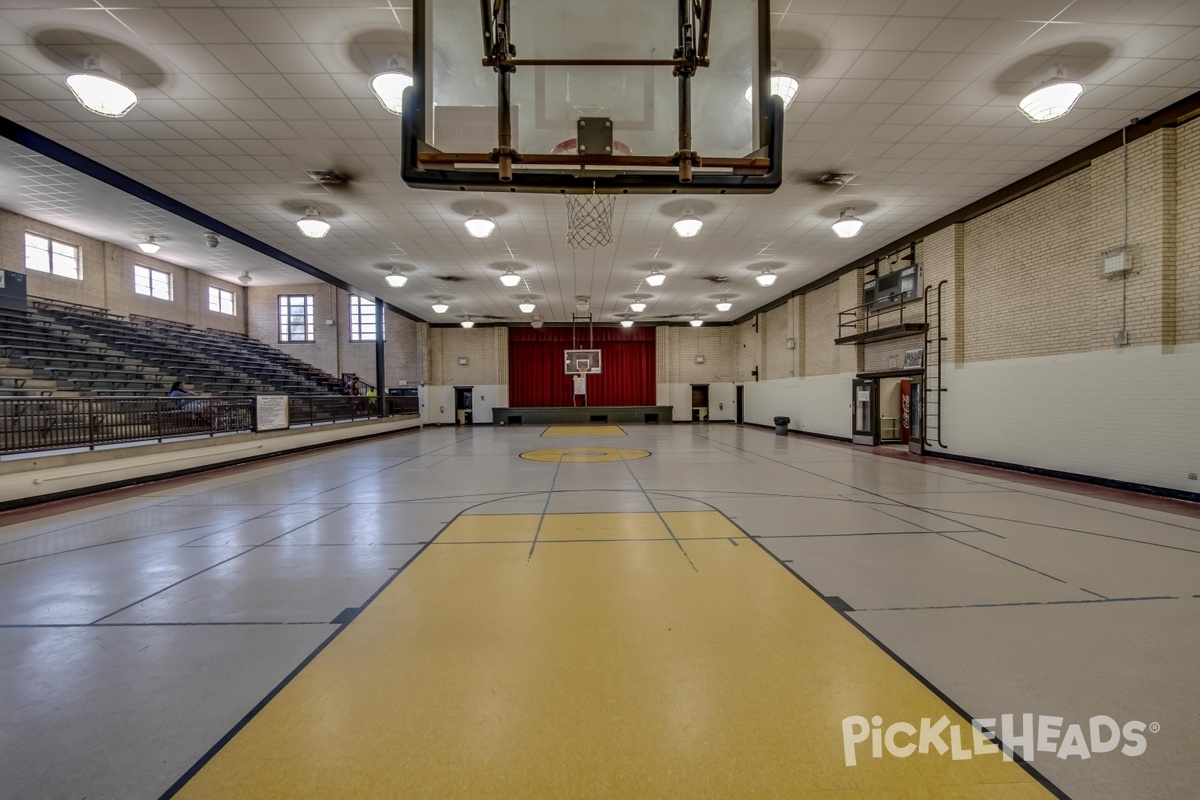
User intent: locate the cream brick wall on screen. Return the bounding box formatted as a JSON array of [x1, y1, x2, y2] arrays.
[[733, 318, 757, 382], [760, 300, 798, 380], [656, 325, 735, 384], [1, 208, 244, 332], [1176, 121, 1200, 344], [428, 326, 508, 392], [246, 283, 339, 376]]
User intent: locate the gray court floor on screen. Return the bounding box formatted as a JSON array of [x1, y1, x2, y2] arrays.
[[1, 424, 1197, 799]]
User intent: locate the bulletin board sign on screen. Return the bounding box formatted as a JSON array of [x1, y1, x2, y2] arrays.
[[255, 395, 289, 431]]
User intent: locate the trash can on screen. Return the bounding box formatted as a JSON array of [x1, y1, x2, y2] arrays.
[[773, 416, 790, 436]]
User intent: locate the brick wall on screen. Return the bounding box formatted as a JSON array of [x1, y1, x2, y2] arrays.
[[1176, 121, 1200, 344], [733, 318, 757, 382], [1, 208, 244, 332], [657, 325, 735, 384], [428, 326, 508, 388]]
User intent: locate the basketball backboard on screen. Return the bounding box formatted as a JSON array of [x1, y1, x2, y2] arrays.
[[402, 0, 781, 194], [564, 349, 602, 375]]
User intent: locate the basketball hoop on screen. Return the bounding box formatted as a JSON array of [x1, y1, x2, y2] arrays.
[[564, 191, 616, 249]]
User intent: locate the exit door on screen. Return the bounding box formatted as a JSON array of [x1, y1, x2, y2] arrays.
[[454, 386, 473, 425], [691, 385, 709, 422], [735, 385, 744, 424], [851, 379, 879, 446]]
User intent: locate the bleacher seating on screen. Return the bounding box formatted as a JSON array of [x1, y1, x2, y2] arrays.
[[0, 300, 343, 397]]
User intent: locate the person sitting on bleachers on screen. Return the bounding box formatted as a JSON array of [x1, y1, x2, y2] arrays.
[[168, 381, 205, 414]]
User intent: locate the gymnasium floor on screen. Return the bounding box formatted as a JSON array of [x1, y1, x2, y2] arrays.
[[1, 424, 1197, 799]]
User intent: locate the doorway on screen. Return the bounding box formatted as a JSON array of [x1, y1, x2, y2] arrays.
[[877, 378, 904, 444], [907, 380, 924, 454], [454, 386, 473, 425], [851, 379, 878, 446], [735, 385, 744, 424], [691, 385, 709, 422]]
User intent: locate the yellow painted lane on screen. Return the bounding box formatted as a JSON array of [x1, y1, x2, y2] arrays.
[[540, 424, 627, 437], [175, 512, 1053, 799]]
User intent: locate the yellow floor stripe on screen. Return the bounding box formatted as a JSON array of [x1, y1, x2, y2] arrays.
[[520, 447, 649, 463], [176, 512, 1054, 799], [541, 424, 627, 437]]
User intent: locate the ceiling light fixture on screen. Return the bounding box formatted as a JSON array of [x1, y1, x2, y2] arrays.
[[689, 315, 703, 327], [1018, 65, 1084, 123], [237, 271, 252, 286], [754, 269, 777, 287], [500, 268, 521, 287], [65, 56, 138, 118], [620, 318, 634, 328], [645, 268, 666, 287], [743, 58, 800, 111], [832, 208, 864, 239], [296, 206, 331, 238], [464, 210, 496, 238], [431, 298, 449, 314], [531, 315, 544, 329], [137, 236, 160, 254], [385, 267, 407, 288], [672, 210, 703, 238], [518, 298, 536, 313], [369, 55, 413, 115], [461, 316, 475, 328], [576, 296, 590, 313], [715, 296, 732, 312], [629, 299, 648, 313]]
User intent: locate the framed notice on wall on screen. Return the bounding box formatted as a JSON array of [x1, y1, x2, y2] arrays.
[[255, 395, 289, 431]]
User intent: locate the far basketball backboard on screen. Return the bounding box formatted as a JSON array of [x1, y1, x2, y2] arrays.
[[564, 349, 602, 375], [402, 0, 781, 194]]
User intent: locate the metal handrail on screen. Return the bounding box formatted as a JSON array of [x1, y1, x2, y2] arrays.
[[837, 295, 921, 338], [0, 395, 418, 458]]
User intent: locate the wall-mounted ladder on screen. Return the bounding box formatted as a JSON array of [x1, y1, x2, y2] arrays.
[[923, 280, 948, 449]]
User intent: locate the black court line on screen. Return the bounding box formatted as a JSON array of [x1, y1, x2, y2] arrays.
[[156, 492, 549, 799], [614, 447, 698, 572], [90, 505, 345, 624], [527, 452, 566, 560], [722, 511, 1072, 800], [935, 532, 1068, 585], [852, 595, 1178, 612], [1079, 587, 1109, 600], [871, 503, 996, 537]]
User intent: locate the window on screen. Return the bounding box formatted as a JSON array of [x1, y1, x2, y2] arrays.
[[278, 294, 314, 342], [24, 233, 80, 279], [134, 265, 172, 300], [349, 295, 385, 341], [208, 286, 236, 315]]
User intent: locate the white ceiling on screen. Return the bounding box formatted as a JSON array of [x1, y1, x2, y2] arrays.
[[0, 0, 1197, 325]]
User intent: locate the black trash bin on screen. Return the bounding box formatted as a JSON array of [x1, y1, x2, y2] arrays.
[[773, 416, 790, 436]]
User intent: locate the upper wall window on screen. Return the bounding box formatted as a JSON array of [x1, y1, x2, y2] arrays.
[[349, 295, 385, 342], [279, 294, 314, 342], [24, 233, 81, 279], [208, 286, 236, 315], [134, 264, 172, 300]]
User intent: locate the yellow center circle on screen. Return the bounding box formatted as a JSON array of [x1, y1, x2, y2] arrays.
[[520, 447, 651, 463]]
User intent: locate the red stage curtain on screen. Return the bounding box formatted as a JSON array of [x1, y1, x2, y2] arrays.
[[508, 327, 656, 407]]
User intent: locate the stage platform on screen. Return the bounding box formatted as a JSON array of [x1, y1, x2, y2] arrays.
[[491, 406, 673, 426]]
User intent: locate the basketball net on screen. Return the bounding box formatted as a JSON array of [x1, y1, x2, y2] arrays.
[[564, 191, 615, 250]]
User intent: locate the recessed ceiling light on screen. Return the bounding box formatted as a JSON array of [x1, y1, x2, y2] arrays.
[[296, 206, 331, 238], [832, 208, 864, 239], [137, 236, 160, 254]]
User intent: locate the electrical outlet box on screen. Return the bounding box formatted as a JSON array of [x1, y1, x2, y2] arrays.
[[1113, 330, 1129, 346]]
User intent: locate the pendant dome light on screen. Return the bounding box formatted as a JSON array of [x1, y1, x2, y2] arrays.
[[385, 267, 407, 288], [518, 298, 536, 314], [499, 268, 521, 287], [369, 55, 413, 115], [715, 296, 732, 313], [65, 56, 138, 118], [431, 298, 449, 314], [754, 269, 777, 287], [137, 236, 161, 254], [461, 316, 475, 328], [831, 208, 864, 239], [1018, 65, 1084, 123], [689, 315, 703, 327], [629, 298, 648, 313], [671, 211, 703, 238], [464, 210, 496, 238], [645, 267, 667, 287], [296, 206, 331, 238]]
